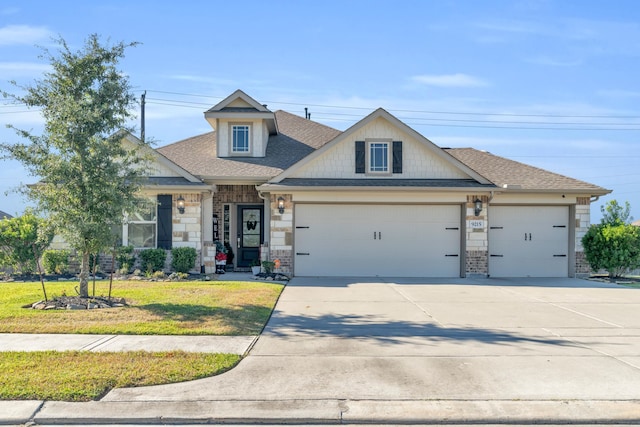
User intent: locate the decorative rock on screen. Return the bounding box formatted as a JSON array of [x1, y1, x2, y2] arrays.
[[32, 302, 46, 310], [31, 301, 43, 309], [66, 304, 85, 310]]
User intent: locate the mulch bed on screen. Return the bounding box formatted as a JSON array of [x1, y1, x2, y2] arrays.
[[24, 295, 127, 310]]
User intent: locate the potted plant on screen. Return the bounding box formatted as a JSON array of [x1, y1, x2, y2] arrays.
[[250, 259, 261, 275], [262, 260, 275, 275]]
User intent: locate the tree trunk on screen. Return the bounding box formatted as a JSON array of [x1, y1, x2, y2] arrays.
[[79, 251, 90, 297]]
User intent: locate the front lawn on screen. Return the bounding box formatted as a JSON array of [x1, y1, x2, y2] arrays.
[[0, 350, 240, 401], [0, 280, 283, 335]]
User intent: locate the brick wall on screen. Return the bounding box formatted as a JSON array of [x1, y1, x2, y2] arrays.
[[465, 195, 488, 275], [466, 250, 488, 275], [212, 185, 262, 221], [575, 251, 591, 276]]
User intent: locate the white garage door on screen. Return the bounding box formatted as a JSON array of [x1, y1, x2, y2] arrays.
[[294, 204, 461, 277], [489, 206, 569, 277]]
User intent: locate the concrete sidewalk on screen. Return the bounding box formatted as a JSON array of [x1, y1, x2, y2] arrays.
[[0, 333, 256, 354], [3, 277, 640, 425]]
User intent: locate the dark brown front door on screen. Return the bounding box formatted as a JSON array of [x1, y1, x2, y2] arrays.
[[236, 205, 263, 267]]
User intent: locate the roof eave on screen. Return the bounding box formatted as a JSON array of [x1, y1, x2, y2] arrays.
[[141, 184, 213, 192], [257, 184, 495, 192]]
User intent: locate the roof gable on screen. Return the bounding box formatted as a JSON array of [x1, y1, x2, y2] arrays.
[[271, 108, 491, 184], [204, 89, 277, 135], [120, 132, 203, 183], [206, 89, 270, 113]]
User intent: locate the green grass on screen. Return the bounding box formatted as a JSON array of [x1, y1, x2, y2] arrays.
[[0, 280, 282, 401], [0, 280, 283, 335], [0, 351, 240, 401]]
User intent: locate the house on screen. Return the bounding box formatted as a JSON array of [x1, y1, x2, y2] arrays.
[[131, 89, 610, 278], [0, 211, 12, 220]]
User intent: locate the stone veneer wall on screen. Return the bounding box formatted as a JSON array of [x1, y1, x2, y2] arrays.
[[172, 193, 202, 251], [269, 194, 293, 275], [575, 197, 591, 276], [465, 195, 489, 276]]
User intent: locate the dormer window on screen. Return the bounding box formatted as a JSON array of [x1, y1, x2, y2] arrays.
[[232, 124, 250, 154]]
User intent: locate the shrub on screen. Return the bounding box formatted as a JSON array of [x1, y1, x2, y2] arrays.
[[42, 250, 70, 275], [171, 247, 197, 273], [151, 270, 166, 280], [115, 245, 135, 273], [139, 248, 166, 273], [582, 223, 640, 278], [262, 260, 275, 274], [0, 213, 53, 275]]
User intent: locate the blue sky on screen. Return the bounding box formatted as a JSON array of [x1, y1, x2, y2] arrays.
[[1, 0, 639, 222]]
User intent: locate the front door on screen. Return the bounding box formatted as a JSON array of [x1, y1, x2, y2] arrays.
[[237, 205, 264, 267]]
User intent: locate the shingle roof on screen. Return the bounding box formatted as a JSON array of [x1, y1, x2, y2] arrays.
[[157, 110, 341, 179], [445, 148, 609, 193], [157, 108, 609, 194]]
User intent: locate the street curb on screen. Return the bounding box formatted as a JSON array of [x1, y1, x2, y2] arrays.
[[0, 400, 43, 425], [23, 399, 640, 425]]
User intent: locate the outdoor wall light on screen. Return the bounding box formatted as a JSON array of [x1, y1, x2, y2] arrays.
[[474, 198, 483, 217], [177, 195, 185, 214], [277, 196, 285, 214]]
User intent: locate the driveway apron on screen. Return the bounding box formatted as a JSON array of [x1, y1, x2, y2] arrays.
[[103, 277, 640, 402]]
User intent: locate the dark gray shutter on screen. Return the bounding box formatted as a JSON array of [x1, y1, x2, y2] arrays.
[[355, 141, 365, 173], [157, 195, 172, 249], [392, 141, 403, 173]]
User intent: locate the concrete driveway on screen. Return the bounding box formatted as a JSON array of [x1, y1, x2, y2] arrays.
[[97, 276, 640, 422]]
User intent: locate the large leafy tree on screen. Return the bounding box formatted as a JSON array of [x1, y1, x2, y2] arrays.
[[582, 200, 640, 278], [1, 35, 151, 297]]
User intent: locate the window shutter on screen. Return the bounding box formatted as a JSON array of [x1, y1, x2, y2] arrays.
[[392, 141, 403, 173], [157, 195, 173, 250], [355, 141, 365, 173]]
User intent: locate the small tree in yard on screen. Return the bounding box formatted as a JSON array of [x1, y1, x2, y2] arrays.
[[582, 200, 640, 278], [1, 35, 151, 297]]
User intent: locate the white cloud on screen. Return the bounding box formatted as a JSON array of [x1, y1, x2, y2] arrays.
[[597, 89, 640, 99], [411, 73, 489, 88], [167, 74, 237, 86], [0, 61, 50, 78], [0, 25, 53, 46]]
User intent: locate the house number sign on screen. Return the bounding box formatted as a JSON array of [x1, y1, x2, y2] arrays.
[[468, 219, 484, 229]]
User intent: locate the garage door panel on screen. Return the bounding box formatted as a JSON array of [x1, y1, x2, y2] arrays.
[[489, 206, 568, 277], [295, 204, 461, 277]]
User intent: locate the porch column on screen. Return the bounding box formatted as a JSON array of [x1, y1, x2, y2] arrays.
[[201, 191, 215, 274]]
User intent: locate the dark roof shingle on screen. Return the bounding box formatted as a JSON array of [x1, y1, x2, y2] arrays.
[[445, 148, 608, 193], [157, 110, 340, 179]]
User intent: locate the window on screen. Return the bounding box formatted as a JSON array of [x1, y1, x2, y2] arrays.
[[120, 199, 157, 248], [369, 142, 389, 173], [355, 140, 402, 174], [232, 125, 250, 153], [223, 204, 230, 245]]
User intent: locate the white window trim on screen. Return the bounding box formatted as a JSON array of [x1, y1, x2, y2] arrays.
[[230, 123, 252, 155], [365, 139, 392, 176], [121, 200, 158, 249]]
